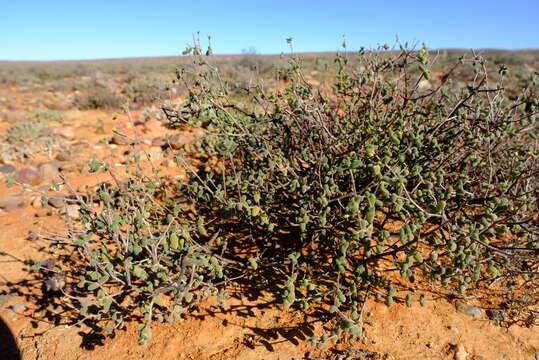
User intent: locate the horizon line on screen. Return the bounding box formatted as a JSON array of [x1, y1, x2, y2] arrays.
[[2, 47, 539, 63]]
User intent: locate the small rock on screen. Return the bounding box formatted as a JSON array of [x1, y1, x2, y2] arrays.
[[535, 353, 539, 360], [71, 141, 89, 148], [31, 196, 42, 208], [45, 275, 66, 292], [448, 326, 460, 334], [0, 164, 16, 174], [48, 196, 66, 208], [35, 208, 53, 217], [146, 148, 163, 161], [455, 344, 467, 360], [167, 133, 194, 150], [61, 204, 80, 219], [50, 126, 75, 140], [455, 302, 482, 318], [16, 167, 43, 186], [151, 136, 166, 147], [111, 134, 132, 145], [0, 294, 15, 307], [55, 152, 72, 161], [143, 118, 163, 132], [485, 309, 505, 325], [0, 196, 27, 211], [38, 161, 60, 179], [9, 303, 28, 313], [58, 160, 82, 173], [418, 80, 432, 89]]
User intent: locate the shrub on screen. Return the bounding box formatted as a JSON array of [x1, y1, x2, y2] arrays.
[[32, 44, 539, 347], [73, 86, 125, 110], [1, 119, 66, 162], [169, 45, 539, 344], [123, 75, 168, 105], [6, 120, 48, 143], [139, 105, 167, 123]]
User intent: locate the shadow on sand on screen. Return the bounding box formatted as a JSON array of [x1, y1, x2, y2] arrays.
[[0, 315, 21, 360]]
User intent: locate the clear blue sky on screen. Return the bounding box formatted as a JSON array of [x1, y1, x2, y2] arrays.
[[1, 0, 538, 60]]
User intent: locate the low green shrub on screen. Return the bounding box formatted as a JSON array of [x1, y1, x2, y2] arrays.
[[6, 120, 48, 142], [32, 43, 539, 347], [171, 44, 539, 345], [29, 109, 68, 123]]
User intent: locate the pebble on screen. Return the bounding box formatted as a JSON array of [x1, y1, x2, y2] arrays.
[[454, 344, 467, 360], [9, 303, 28, 313], [38, 161, 60, 179], [58, 160, 82, 173], [535, 353, 539, 360], [151, 136, 166, 147], [485, 309, 505, 325], [0, 196, 27, 211], [418, 80, 432, 89], [48, 196, 67, 208], [146, 148, 163, 161], [111, 133, 132, 145], [0, 294, 14, 307], [71, 141, 89, 148], [16, 167, 43, 186], [50, 126, 75, 140], [448, 326, 460, 334], [55, 152, 72, 161], [35, 208, 53, 217], [455, 302, 482, 318], [167, 133, 194, 150], [0, 164, 16, 174], [31, 196, 42, 208], [45, 275, 66, 292], [61, 204, 80, 219], [143, 118, 163, 132]]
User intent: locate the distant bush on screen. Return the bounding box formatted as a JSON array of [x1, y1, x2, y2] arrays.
[[32, 43, 539, 347], [123, 75, 168, 105], [72, 86, 125, 110]]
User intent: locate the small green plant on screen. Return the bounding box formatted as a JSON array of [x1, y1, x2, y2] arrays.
[[6, 120, 48, 143], [139, 105, 167, 123], [29, 109, 68, 123]]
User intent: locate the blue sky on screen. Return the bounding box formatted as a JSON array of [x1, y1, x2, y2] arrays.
[[1, 0, 538, 60]]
